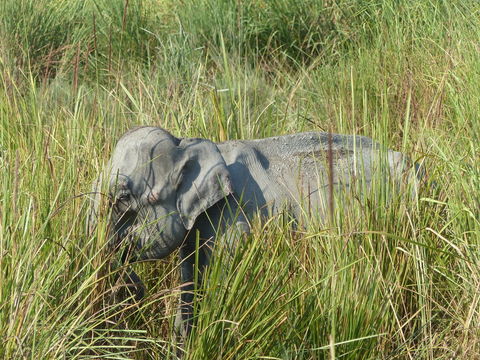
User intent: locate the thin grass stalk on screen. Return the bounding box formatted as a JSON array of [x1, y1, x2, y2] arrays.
[[73, 43, 80, 96]]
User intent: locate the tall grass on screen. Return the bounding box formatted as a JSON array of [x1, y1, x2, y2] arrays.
[[0, 0, 479, 359]]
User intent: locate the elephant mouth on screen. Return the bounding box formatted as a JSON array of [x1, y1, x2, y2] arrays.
[[110, 224, 141, 253], [112, 222, 168, 260]]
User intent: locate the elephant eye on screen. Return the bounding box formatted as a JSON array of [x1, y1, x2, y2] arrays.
[[117, 193, 131, 203], [118, 193, 131, 202], [113, 190, 131, 207]]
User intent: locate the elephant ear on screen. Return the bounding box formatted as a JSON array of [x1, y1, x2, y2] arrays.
[[176, 138, 233, 230]]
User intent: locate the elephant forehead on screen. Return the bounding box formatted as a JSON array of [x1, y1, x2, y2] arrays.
[[116, 127, 179, 155], [110, 134, 177, 173], [107, 163, 172, 196], [107, 127, 182, 194]]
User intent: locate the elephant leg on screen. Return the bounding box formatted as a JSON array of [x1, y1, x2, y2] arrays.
[[108, 265, 145, 303], [122, 269, 145, 301], [175, 232, 212, 338], [174, 199, 249, 338]]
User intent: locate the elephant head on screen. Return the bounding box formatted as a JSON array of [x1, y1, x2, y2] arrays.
[[91, 126, 233, 261]]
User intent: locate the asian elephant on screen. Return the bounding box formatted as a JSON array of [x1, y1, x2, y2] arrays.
[[89, 126, 420, 337]]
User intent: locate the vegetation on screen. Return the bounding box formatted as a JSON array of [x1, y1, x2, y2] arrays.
[[0, 0, 478, 358]]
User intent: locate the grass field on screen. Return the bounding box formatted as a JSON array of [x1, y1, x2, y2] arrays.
[[0, 0, 479, 359]]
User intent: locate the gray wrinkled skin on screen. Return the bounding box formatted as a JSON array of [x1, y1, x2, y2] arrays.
[[89, 126, 419, 338]]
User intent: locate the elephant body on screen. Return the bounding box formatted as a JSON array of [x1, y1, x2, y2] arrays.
[[217, 132, 408, 222], [90, 126, 418, 336]]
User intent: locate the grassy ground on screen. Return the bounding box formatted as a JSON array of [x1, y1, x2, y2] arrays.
[[0, 0, 479, 359]]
